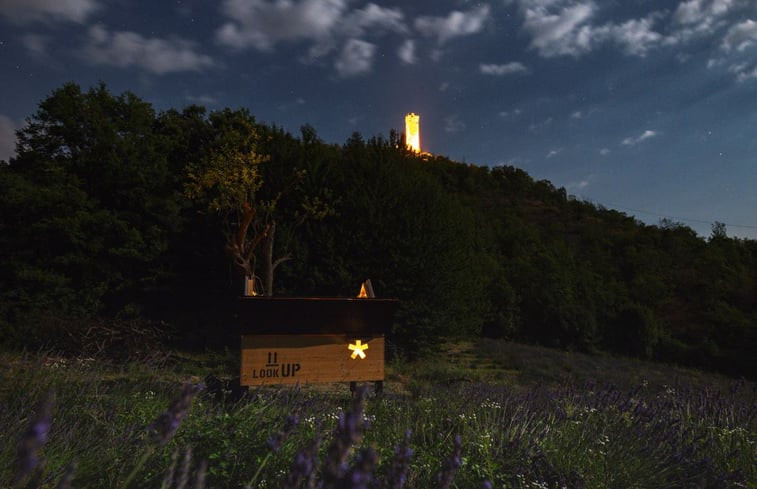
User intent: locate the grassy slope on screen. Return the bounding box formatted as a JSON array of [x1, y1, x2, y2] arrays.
[[390, 339, 743, 394], [1, 340, 754, 488], [2, 339, 740, 394]]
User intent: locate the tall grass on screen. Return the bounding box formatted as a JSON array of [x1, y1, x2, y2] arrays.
[[1, 348, 754, 488]]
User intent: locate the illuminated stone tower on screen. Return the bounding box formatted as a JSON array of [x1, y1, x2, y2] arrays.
[[405, 112, 420, 153]]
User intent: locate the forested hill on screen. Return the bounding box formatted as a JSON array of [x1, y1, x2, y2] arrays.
[[1, 83, 755, 378]]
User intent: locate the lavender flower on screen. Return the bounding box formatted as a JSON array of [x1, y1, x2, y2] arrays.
[[436, 434, 462, 489], [268, 414, 300, 452], [282, 436, 322, 489], [345, 447, 379, 489], [151, 383, 204, 446], [384, 430, 413, 489], [320, 384, 369, 488], [246, 413, 302, 489], [14, 390, 55, 484]]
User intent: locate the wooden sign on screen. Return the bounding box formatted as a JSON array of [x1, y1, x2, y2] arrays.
[[241, 334, 385, 386]]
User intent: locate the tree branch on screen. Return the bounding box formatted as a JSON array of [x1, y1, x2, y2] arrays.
[[271, 254, 293, 272]]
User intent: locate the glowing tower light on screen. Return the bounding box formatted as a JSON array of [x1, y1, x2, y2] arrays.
[[405, 112, 420, 153]]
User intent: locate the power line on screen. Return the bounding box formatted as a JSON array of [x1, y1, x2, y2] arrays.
[[581, 198, 757, 231]]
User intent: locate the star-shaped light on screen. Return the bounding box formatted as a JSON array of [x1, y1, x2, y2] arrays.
[[348, 340, 369, 359]]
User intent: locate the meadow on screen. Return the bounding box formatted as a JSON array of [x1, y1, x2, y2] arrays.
[[1, 340, 754, 489]]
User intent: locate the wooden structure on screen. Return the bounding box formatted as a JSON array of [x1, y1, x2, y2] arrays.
[[239, 296, 398, 387]]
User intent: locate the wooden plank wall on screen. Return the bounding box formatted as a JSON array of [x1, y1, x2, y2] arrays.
[[240, 334, 385, 386]]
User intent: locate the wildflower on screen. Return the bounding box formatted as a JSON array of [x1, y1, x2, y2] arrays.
[[282, 436, 322, 489], [320, 384, 369, 487], [248, 413, 302, 488], [385, 430, 413, 489], [150, 383, 204, 445], [14, 390, 54, 485], [481, 399, 502, 410], [345, 447, 379, 489], [436, 434, 463, 489]]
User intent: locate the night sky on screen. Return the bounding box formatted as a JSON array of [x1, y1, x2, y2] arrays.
[[1, 0, 755, 238]]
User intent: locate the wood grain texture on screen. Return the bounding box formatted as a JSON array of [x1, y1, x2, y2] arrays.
[[240, 334, 385, 386]]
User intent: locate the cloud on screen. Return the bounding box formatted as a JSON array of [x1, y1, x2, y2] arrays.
[[735, 66, 757, 81], [529, 116, 553, 132], [479, 62, 529, 75], [334, 39, 376, 77], [214, 0, 408, 74], [216, 0, 347, 50], [622, 129, 658, 146], [0, 0, 99, 24], [521, 1, 595, 57], [21, 34, 50, 56], [82, 25, 215, 75], [444, 114, 466, 133], [729, 62, 757, 82], [593, 16, 662, 56], [566, 179, 590, 190], [673, 0, 736, 25], [0, 115, 17, 163], [415, 5, 490, 44], [599, 147, 610, 155], [499, 109, 523, 117], [722, 19, 757, 52], [430, 48, 444, 62], [215, 0, 405, 54], [667, 0, 739, 44], [514, 0, 666, 57], [398, 39, 416, 64], [342, 3, 407, 37], [186, 94, 219, 105]]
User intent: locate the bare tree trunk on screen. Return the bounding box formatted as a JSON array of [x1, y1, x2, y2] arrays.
[[225, 202, 271, 289], [260, 220, 293, 296], [261, 221, 275, 296]]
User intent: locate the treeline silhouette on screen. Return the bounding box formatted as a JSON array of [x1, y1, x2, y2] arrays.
[[1, 83, 754, 377]]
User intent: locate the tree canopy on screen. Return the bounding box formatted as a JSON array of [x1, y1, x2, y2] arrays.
[[1, 83, 754, 376]]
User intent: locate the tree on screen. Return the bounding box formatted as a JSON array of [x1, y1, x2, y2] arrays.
[[0, 82, 181, 321], [710, 221, 727, 240], [185, 111, 327, 296], [253, 125, 335, 296], [308, 134, 487, 353], [184, 109, 271, 293], [605, 303, 661, 358]]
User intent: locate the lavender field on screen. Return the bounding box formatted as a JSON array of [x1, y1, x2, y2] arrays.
[[1, 341, 755, 489]]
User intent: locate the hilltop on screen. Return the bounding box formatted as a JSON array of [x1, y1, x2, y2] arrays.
[[0, 82, 755, 379]]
